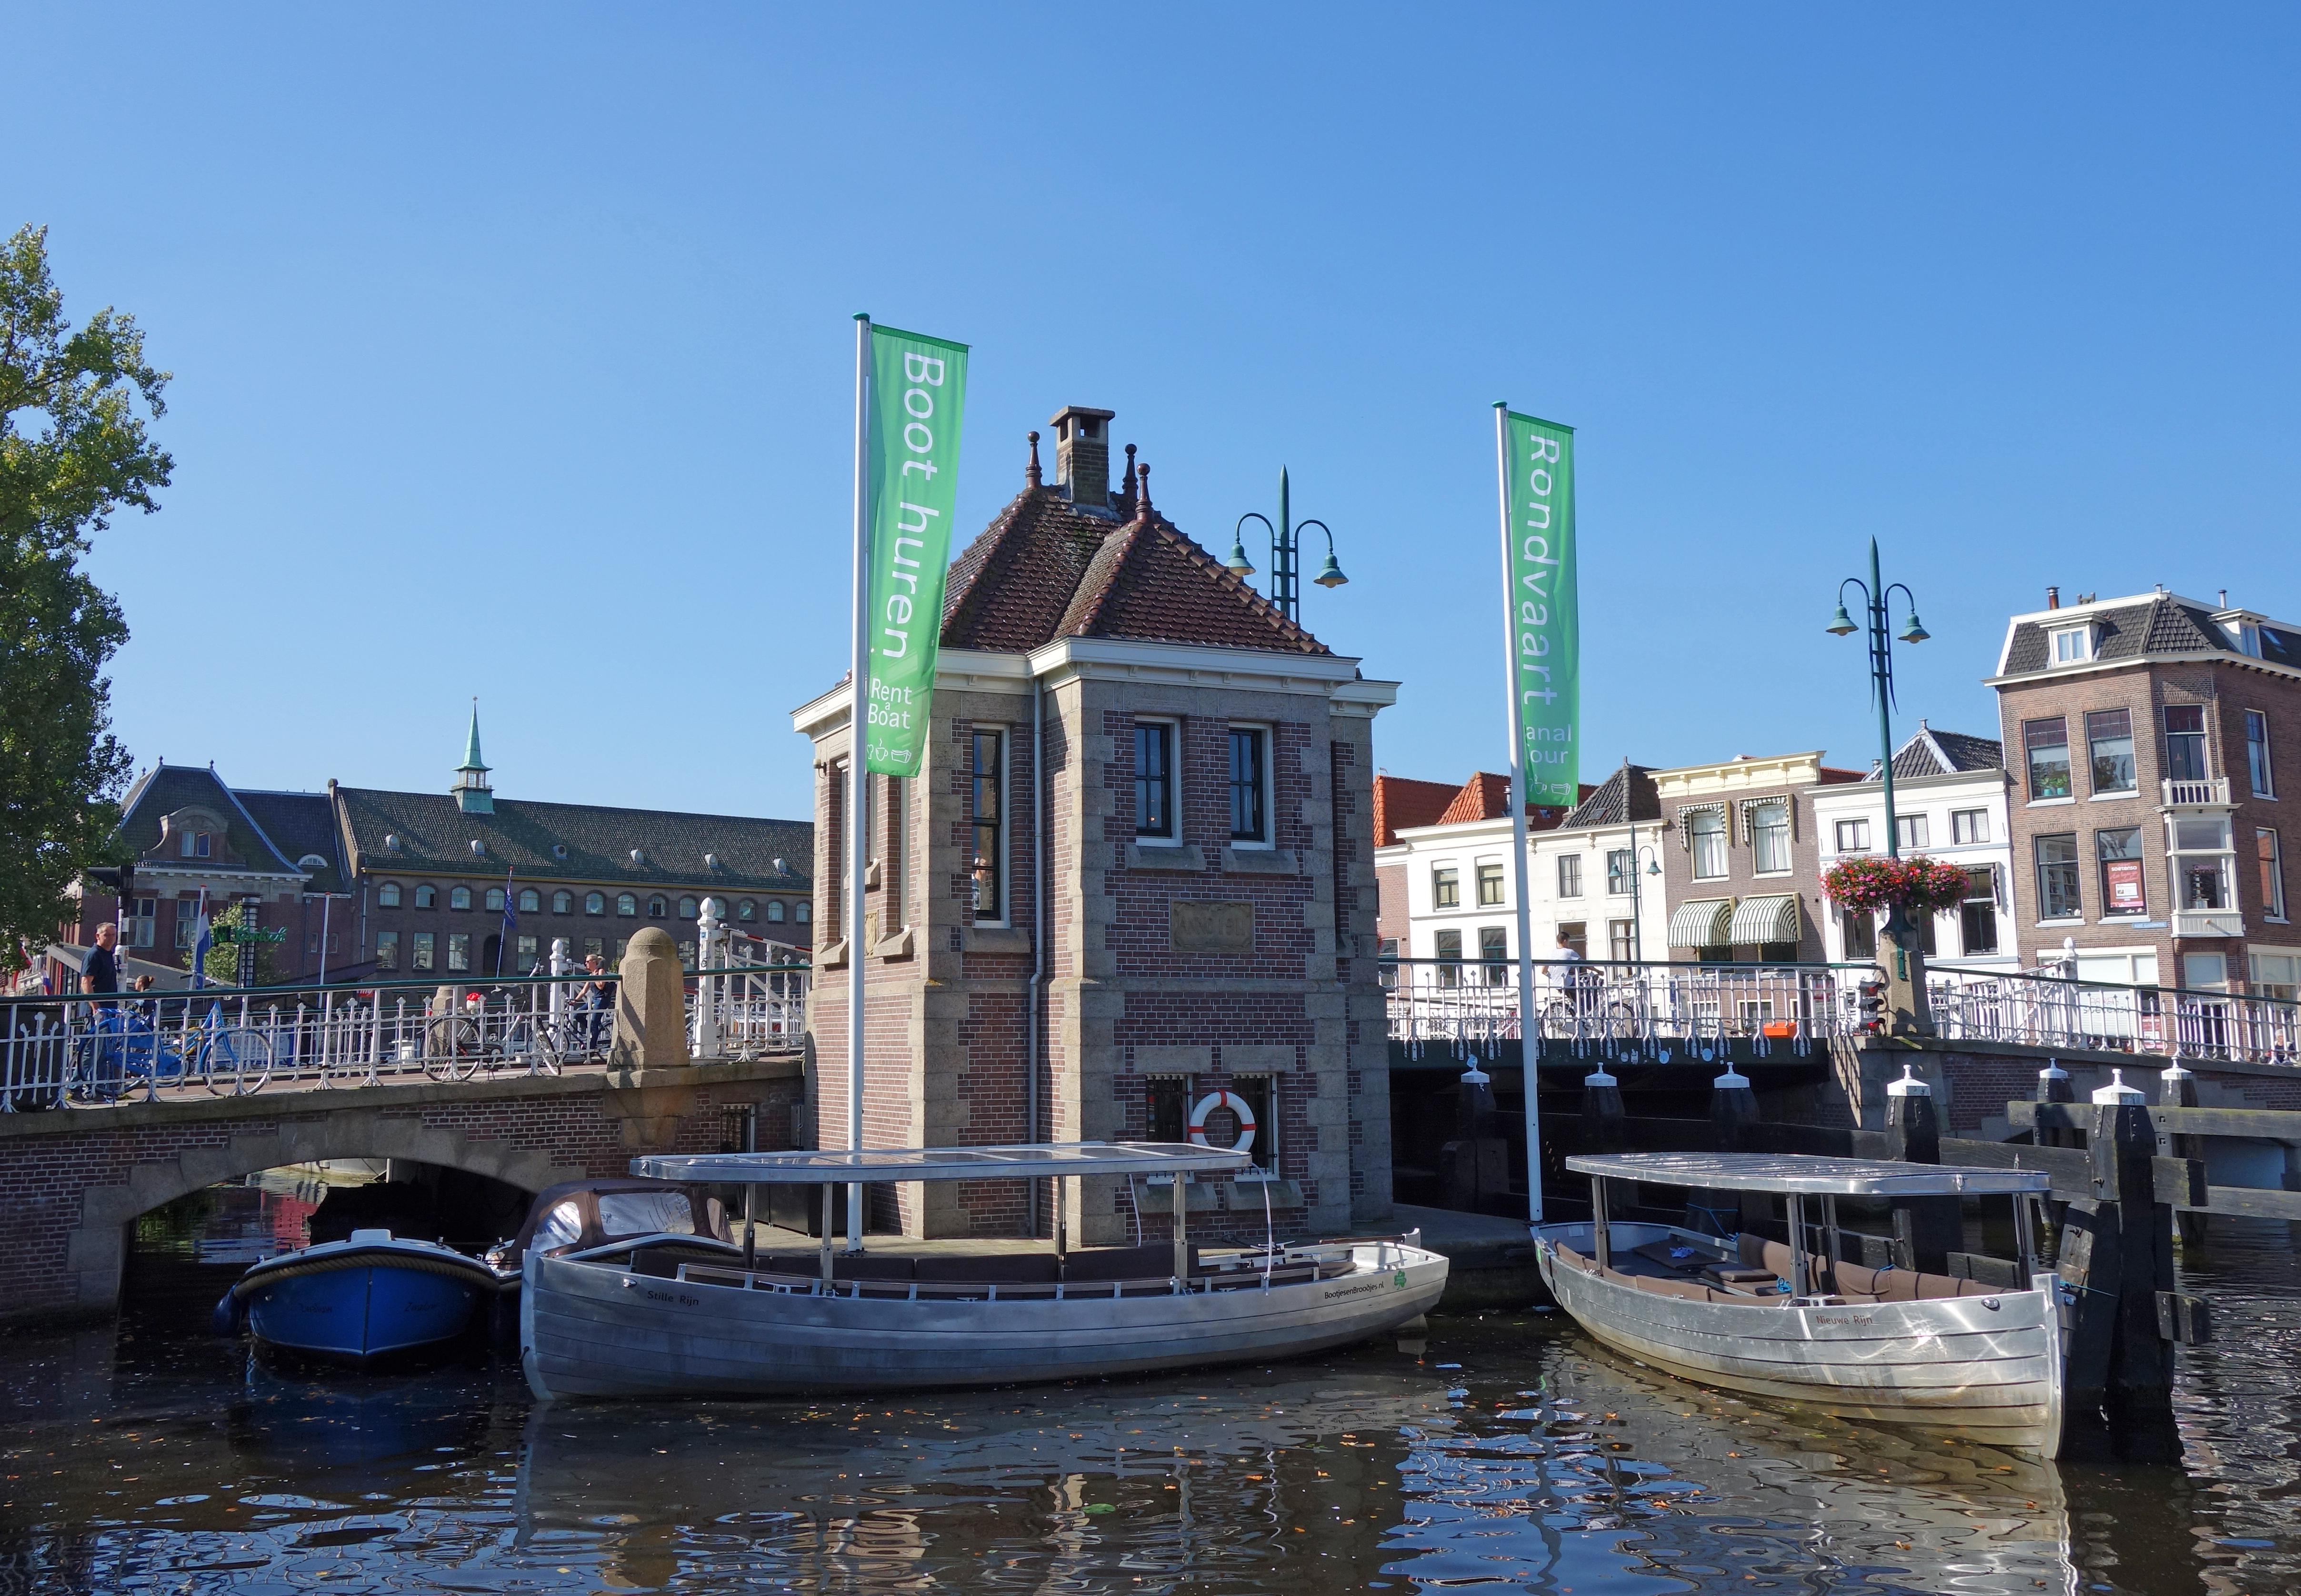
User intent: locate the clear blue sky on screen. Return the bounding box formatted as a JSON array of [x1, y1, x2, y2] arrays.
[[15, 6, 2300, 821]]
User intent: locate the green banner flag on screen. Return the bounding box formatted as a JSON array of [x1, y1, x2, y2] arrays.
[[1496, 408, 1579, 807], [861, 323, 969, 777]]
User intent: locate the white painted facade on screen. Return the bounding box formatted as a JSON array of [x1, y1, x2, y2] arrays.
[[1809, 767, 2020, 973], [1379, 814, 1672, 971]]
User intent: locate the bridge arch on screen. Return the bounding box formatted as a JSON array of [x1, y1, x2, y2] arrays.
[[68, 1110, 584, 1314]]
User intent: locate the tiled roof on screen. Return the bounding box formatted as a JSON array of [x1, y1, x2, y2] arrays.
[[235, 790, 349, 892], [2003, 598, 2229, 676], [941, 481, 1328, 656], [1559, 764, 1661, 828], [1438, 772, 1513, 825], [338, 788, 811, 892], [1372, 776, 1459, 847], [114, 764, 304, 877], [1871, 725, 2005, 781]]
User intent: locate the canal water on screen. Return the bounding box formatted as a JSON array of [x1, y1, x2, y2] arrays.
[[6, 1213, 2301, 1594]]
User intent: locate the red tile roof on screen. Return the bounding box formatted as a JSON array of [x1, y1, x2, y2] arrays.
[[1438, 772, 1514, 825], [1372, 776, 1459, 847], [940, 483, 1329, 656]]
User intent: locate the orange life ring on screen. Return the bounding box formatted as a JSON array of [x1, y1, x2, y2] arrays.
[[1187, 1089, 1258, 1154]]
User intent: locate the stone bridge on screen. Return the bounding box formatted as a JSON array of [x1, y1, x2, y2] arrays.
[[0, 1055, 802, 1328]]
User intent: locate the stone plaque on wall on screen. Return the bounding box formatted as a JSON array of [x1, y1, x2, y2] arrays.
[[1171, 899, 1254, 954]]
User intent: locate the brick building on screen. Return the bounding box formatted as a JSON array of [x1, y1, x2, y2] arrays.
[[64, 709, 812, 985], [794, 407, 1399, 1245], [1651, 751, 1866, 961], [1988, 587, 2301, 996]]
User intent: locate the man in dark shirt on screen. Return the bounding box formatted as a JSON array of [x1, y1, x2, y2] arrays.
[[85, 921, 121, 998]]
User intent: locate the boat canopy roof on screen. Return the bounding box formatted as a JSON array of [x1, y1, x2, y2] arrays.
[[631, 1140, 1254, 1185], [1565, 1152, 2051, 1197]]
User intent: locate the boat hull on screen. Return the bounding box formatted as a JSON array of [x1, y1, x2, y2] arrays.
[[522, 1244, 1449, 1399], [239, 1245, 501, 1361], [1535, 1222, 2065, 1457]]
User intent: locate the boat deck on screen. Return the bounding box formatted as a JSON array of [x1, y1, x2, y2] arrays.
[[1556, 1230, 2006, 1307]]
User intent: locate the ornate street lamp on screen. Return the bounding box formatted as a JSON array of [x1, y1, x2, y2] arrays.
[[1228, 467, 1348, 625], [1828, 537, 1932, 1027]]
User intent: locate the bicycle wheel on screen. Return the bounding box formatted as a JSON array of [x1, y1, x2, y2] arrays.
[[423, 1017, 482, 1082], [203, 1027, 274, 1096], [526, 1018, 566, 1077]]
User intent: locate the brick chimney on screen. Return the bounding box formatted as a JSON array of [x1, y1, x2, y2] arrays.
[[1050, 405, 1116, 509]]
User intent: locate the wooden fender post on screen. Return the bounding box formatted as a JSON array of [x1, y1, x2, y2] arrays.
[[1882, 1064, 1959, 1273]]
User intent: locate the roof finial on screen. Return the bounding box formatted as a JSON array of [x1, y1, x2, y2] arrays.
[[1135, 461, 1151, 513], [1120, 443, 1138, 515], [1025, 430, 1042, 487]]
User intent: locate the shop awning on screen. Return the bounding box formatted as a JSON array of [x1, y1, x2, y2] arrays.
[[1728, 894, 1801, 946], [1667, 898, 1733, 948]]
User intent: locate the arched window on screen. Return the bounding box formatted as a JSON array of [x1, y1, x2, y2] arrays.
[[765, 900, 785, 923], [737, 899, 757, 922], [553, 890, 572, 914], [648, 896, 667, 918], [678, 896, 698, 919], [484, 888, 505, 913], [794, 901, 810, 924], [519, 888, 540, 914], [378, 882, 402, 908], [415, 885, 437, 909], [585, 892, 605, 916], [618, 893, 638, 917], [450, 886, 472, 911]]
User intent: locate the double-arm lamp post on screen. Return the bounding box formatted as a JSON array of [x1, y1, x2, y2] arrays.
[[1227, 467, 1347, 624], [1827, 536, 1932, 1031]]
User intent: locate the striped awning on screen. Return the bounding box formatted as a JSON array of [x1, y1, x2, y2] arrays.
[[1667, 898, 1733, 948], [1728, 894, 1801, 946]]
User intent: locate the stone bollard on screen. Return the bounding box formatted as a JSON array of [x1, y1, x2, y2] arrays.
[[2159, 1063, 2206, 1247], [1882, 1064, 1959, 1273], [610, 926, 690, 1075]]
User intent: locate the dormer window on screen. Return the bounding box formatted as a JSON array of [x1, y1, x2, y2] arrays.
[[2049, 625, 2093, 666]]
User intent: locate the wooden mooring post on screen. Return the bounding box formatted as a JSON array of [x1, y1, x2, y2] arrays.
[[2157, 1062, 2208, 1247], [2056, 1072, 2179, 1422], [1881, 1066, 1959, 1273]]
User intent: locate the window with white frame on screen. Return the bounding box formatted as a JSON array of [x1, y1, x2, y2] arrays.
[[1605, 849, 1632, 895], [378, 881, 402, 908], [1959, 867, 1999, 955], [2248, 710, 2275, 798], [1689, 808, 1726, 879], [1895, 813, 1930, 851], [2050, 625, 2092, 666], [2250, 949, 2301, 1001], [376, 929, 400, 969], [1476, 861, 1504, 906], [1433, 928, 1462, 987], [1834, 818, 1871, 854], [2035, 833, 2082, 919], [1556, 853, 1582, 897], [1951, 809, 1989, 845], [1478, 925, 1508, 984], [2260, 828, 2286, 920], [2170, 812, 2234, 911], [1431, 866, 1459, 909], [2087, 708, 2136, 795], [1750, 801, 1791, 874]]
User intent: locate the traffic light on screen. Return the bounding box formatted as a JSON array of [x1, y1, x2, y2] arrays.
[[1856, 978, 1888, 1034]]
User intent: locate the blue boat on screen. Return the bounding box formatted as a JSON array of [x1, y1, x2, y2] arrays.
[[216, 1228, 512, 1362]]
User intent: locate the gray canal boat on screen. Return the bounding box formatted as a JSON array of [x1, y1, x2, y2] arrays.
[[521, 1141, 1449, 1400], [1533, 1152, 2065, 1456]]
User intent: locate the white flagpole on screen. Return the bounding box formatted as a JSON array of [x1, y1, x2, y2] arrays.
[[846, 314, 871, 1250], [1493, 403, 1542, 1227]]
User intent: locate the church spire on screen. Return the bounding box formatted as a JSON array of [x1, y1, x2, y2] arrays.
[[453, 698, 494, 814]]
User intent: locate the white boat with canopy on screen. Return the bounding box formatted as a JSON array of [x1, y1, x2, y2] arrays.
[[520, 1139, 1448, 1400], [1533, 1152, 2066, 1456]]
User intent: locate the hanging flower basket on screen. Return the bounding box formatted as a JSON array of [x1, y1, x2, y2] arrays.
[[1821, 855, 1970, 917]]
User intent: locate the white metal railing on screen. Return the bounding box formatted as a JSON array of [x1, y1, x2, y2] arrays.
[[1383, 958, 1870, 1054], [2, 953, 811, 1111], [1928, 964, 2301, 1066]]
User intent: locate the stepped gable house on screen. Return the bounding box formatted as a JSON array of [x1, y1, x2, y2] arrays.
[[64, 710, 812, 986], [793, 405, 1400, 1244]]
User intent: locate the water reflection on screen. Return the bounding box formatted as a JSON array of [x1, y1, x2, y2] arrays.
[[8, 1221, 2301, 1592]]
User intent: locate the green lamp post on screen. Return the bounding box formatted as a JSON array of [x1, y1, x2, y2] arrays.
[[1227, 467, 1348, 625], [1828, 536, 1932, 1030]]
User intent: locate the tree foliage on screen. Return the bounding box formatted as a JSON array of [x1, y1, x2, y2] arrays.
[[200, 901, 283, 987], [0, 225, 170, 956]]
